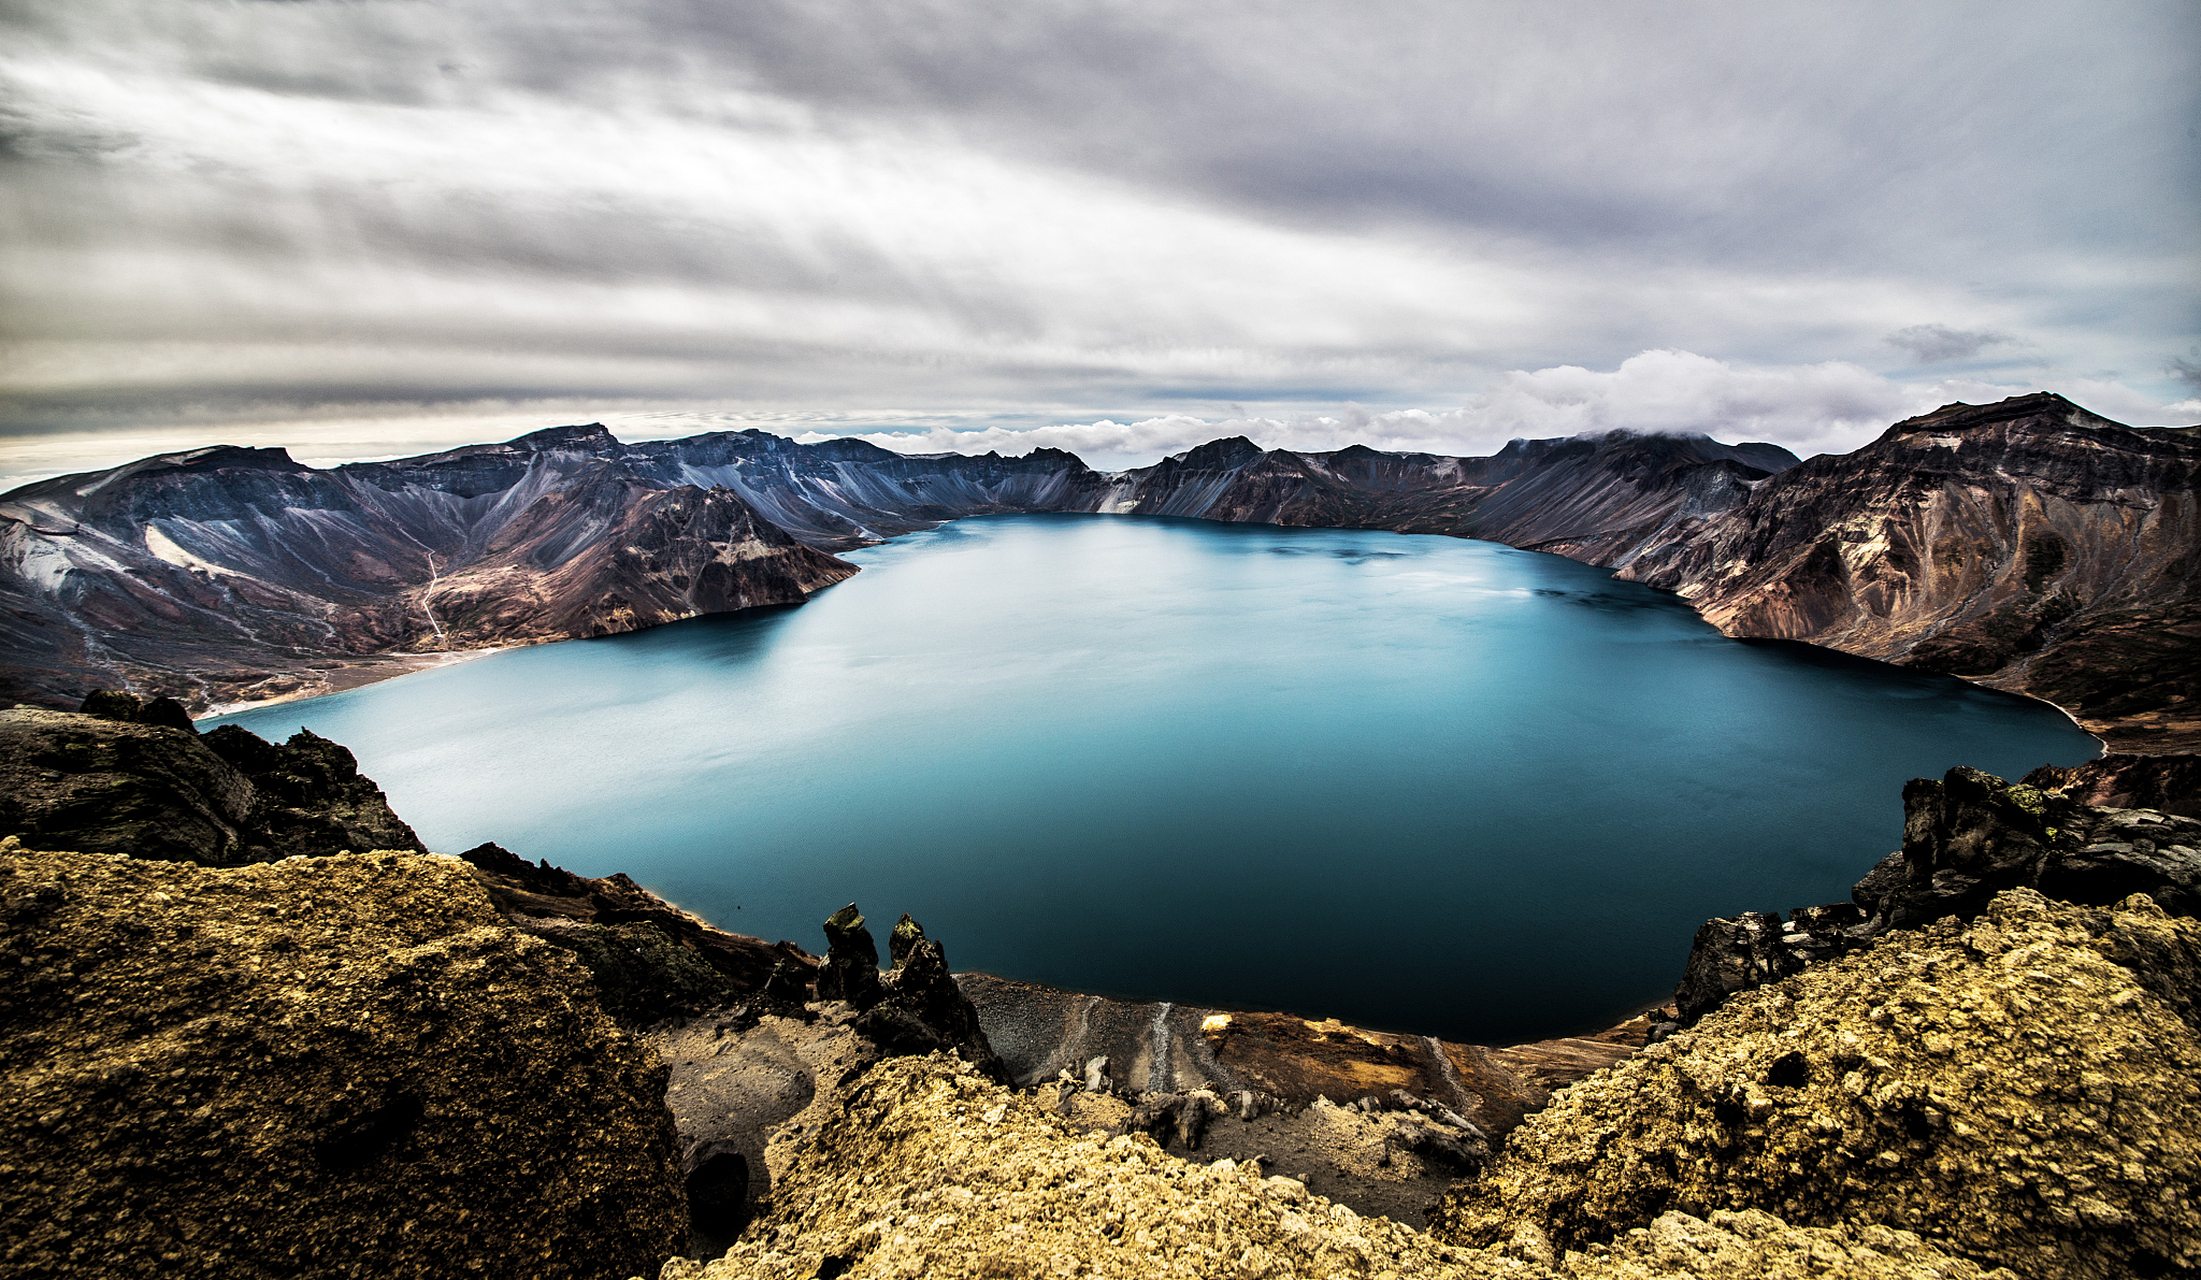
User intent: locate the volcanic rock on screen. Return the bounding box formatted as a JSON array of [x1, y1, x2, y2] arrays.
[[0, 842, 686, 1280], [667, 1053, 2003, 1280], [848, 914, 1009, 1083], [1616, 395, 2201, 751], [2024, 751, 2201, 819], [958, 973, 1642, 1136], [78, 688, 195, 733], [1667, 765, 2201, 1027], [815, 902, 884, 1007], [457, 841, 817, 1025], [0, 705, 422, 865], [1430, 888, 2201, 1280], [1670, 911, 1799, 1026], [1864, 766, 2201, 925]]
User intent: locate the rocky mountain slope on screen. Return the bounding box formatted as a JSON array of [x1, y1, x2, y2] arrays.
[[1089, 432, 1801, 569], [1082, 395, 2197, 749], [0, 429, 857, 711], [1615, 395, 2200, 750]]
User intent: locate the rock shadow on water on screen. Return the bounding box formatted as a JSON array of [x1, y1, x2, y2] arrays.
[[634, 603, 810, 668], [1530, 586, 1670, 614]]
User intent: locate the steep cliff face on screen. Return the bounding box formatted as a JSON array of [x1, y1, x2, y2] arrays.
[[1088, 432, 1799, 569], [0, 432, 859, 710], [1615, 395, 2200, 749], [616, 431, 1112, 549]]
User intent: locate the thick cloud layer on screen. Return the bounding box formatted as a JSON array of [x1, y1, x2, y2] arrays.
[[1, 0, 2194, 479]]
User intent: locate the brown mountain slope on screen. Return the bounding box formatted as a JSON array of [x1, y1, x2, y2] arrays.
[[0, 435, 857, 712], [1615, 394, 2200, 750]]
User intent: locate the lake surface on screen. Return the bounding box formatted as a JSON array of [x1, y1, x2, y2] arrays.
[[210, 514, 2099, 1044]]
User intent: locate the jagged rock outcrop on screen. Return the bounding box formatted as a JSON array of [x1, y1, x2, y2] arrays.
[[846, 913, 1008, 1084], [0, 703, 422, 865], [1430, 889, 2201, 1280], [815, 902, 885, 1006], [1866, 765, 2201, 926], [458, 841, 817, 1025], [664, 1053, 2005, 1280], [0, 843, 687, 1280], [641, 910, 1009, 1238], [0, 431, 859, 712], [1665, 765, 2201, 1026], [1615, 395, 2200, 750]]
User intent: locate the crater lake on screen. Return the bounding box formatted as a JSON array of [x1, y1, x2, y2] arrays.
[[208, 514, 2100, 1044]]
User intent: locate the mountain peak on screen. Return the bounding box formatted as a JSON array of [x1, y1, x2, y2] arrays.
[[1883, 392, 2101, 440], [510, 423, 623, 454], [1173, 437, 1266, 470]]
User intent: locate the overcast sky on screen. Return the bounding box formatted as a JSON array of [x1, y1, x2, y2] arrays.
[[2, 0, 2195, 484]]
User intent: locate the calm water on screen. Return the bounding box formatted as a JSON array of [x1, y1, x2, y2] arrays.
[[211, 515, 2098, 1044]]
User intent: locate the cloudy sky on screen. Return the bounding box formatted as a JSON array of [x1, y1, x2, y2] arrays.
[[1, 0, 2195, 484]]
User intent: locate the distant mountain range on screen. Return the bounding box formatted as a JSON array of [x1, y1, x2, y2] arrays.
[[3, 392, 2193, 749]]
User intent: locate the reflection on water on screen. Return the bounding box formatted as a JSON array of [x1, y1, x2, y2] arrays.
[[210, 515, 2098, 1043]]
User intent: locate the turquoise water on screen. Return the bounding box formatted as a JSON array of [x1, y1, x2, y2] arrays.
[[211, 515, 2098, 1043]]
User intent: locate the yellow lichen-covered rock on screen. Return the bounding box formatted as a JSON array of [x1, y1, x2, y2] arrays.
[[684, 1052, 1534, 1280], [1562, 1209, 2015, 1279], [0, 842, 686, 1280], [1429, 889, 2201, 1280], [663, 1053, 2000, 1280]]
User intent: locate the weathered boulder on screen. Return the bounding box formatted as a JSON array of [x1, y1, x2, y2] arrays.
[[1431, 889, 2201, 1280], [1670, 912, 1798, 1026], [200, 722, 427, 859], [78, 688, 196, 734], [887, 911, 925, 967], [0, 842, 687, 1280], [0, 704, 423, 866], [0, 706, 254, 863]]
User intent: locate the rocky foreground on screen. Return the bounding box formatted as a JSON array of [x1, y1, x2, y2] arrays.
[[4, 699, 2200, 1278]]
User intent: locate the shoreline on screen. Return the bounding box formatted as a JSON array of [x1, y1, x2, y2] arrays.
[[195, 645, 518, 720], [175, 511, 2179, 752]]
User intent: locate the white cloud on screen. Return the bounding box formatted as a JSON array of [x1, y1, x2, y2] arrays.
[[0, 1, 2192, 446], [7, 351, 2192, 493], [781, 351, 2200, 469]]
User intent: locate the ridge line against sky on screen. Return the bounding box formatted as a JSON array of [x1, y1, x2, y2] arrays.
[[1, 0, 2195, 482]]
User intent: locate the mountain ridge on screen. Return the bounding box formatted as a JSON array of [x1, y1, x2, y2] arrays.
[[3, 394, 2192, 747]]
